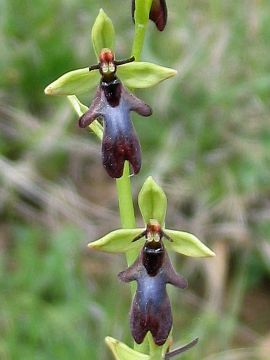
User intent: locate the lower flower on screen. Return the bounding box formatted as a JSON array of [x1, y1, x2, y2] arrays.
[[118, 239, 187, 345]]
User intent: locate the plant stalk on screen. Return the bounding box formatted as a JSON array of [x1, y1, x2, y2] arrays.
[[115, 0, 165, 357]]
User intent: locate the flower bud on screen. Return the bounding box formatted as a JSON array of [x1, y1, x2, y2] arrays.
[[132, 0, 168, 31]]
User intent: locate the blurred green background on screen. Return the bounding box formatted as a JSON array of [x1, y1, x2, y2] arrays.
[[1, 0, 270, 359]]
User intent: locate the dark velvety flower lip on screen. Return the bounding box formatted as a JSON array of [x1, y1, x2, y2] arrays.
[[118, 240, 187, 345], [132, 0, 167, 31], [78, 80, 151, 178], [78, 51, 152, 178], [100, 80, 151, 178]]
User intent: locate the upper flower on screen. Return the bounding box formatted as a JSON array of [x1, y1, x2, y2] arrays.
[[44, 9, 177, 178], [78, 48, 152, 178]]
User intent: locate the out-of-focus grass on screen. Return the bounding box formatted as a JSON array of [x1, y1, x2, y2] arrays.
[[1, 0, 270, 359]]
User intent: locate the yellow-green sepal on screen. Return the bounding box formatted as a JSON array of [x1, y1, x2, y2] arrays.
[[105, 337, 149, 360], [118, 62, 177, 89], [91, 9, 115, 59], [88, 228, 144, 253], [44, 67, 100, 96], [165, 230, 215, 257], [44, 61, 176, 96], [138, 176, 167, 226]]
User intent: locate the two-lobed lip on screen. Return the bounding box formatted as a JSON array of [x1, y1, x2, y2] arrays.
[[78, 49, 152, 178], [118, 238, 187, 345]]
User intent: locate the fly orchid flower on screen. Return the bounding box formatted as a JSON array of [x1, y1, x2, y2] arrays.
[[119, 235, 187, 345], [88, 176, 214, 353], [89, 177, 214, 347], [78, 48, 152, 178], [44, 9, 176, 178]]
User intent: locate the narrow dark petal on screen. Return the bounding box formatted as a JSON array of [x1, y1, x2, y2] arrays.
[[150, 0, 167, 31], [114, 56, 135, 66], [78, 87, 102, 128], [162, 230, 173, 242], [89, 64, 100, 71], [132, 230, 147, 242], [165, 338, 199, 359]]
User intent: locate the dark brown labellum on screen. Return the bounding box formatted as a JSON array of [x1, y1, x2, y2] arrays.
[[118, 240, 187, 345], [78, 51, 152, 178]]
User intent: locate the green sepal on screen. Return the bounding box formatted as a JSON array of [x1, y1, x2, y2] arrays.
[[88, 228, 144, 253], [165, 230, 215, 257], [91, 9, 115, 59], [105, 337, 149, 360], [67, 95, 88, 115], [138, 176, 167, 226], [44, 68, 100, 96], [118, 62, 177, 89], [67, 95, 103, 140], [44, 61, 176, 97]]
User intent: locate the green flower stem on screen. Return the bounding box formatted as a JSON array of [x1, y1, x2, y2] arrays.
[[125, 1, 162, 356], [116, 0, 153, 267], [132, 0, 153, 61], [116, 162, 137, 265], [116, 163, 135, 229], [69, 4, 165, 357], [132, 23, 147, 61]]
